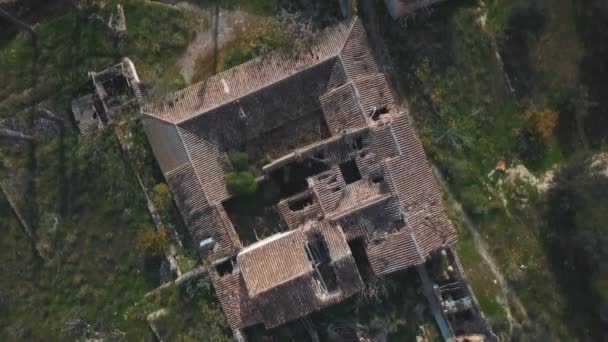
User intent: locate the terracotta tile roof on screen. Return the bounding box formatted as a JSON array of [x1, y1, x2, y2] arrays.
[[253, 256, 363, 329], [353, 73, 394, 116], [277, 190, 323, 229], [143, 20, 356, 123], [320, 81, 367, 134], [366, 230, 422, 275], [142, 115, 189, 174], [238, 230, 312, 297], [165, 163, 240, 256], [247, 222, 363, 328], [384, 116, 458, 257], [141, 16, 458, 333], [210, 270, 262, 330]]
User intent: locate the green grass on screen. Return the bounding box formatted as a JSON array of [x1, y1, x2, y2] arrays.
[[217, 18, 291, 71], [374, 0, 596, 339], [0, 0, 191, 106], [0, 131, 156, 340], [0, 1, 203, 339], [477, 293, 504, 318], [147, 277, 232, 341], [455, 222, 507, 331]]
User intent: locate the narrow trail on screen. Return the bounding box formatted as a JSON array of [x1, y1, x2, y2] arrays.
[[431, 166, 530, 334], [173, 2, 258, 83]]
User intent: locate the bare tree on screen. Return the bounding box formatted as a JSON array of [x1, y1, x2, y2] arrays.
[[0, 7, 38, 52], [0, 128, 33, 142], [36, 107, 64, 124]]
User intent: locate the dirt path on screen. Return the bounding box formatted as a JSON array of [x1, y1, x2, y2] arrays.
[[173, 2, 259, 83]]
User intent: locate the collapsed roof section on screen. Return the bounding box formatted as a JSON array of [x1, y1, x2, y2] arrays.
[[142, 17, 457, 332], [72, 57, 143, 135]]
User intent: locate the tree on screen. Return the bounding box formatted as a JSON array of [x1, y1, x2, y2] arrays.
[[0, 128, 33, 142], [226, 171, 257, 196], [226, 151, 258, 196], [523, 107, 559, 140], [0, 7, 36, 39], [136, 226, 169, 255], [544, 153, 608, 337], [36, 108, 64, 125], [0, 7, 38, 60], [229, 152, 249, 172]]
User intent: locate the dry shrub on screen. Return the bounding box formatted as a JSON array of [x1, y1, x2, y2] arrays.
[[523, 106, 559, 140], [136, 225, 168, 255]]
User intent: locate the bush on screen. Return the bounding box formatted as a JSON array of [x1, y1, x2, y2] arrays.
[[225, 171, 257, 196], [523, 107, 559, 140], [219, 20, 291, 70], [229, 152, 249, 172], [151, 183, 173, 212], [460, 184, 499, 217], [136, 226, 169, 255]]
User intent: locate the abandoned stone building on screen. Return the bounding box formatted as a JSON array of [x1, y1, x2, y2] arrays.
[[142, 17, 484, 339], [72, 57, 142, 134]]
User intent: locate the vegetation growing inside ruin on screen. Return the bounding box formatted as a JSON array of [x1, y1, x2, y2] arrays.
[[226, 152, 258, 196], [246, 270, 440, 341]]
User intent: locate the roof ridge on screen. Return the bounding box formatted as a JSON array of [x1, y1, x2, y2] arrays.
[[176, 126, 211, 205], [143, 17, 360, 123], [340, 16, 358, 52]]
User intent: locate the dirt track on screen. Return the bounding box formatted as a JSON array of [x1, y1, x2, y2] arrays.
[[174, 2, 258, 83]]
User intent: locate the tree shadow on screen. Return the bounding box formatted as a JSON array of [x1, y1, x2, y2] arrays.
[[540, 153, 607, 339], [500, 4, 545, 100], [575, 0, 608, 148]]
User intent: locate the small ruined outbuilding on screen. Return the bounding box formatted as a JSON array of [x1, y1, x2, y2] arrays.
[[142, 17, 473, 338], [72, 57, 143, 134]]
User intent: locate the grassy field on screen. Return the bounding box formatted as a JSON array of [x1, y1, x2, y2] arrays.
[[373, 0, 606, 339], [141, 276, 232, 341], [0, 1, 209, 339], [0, 131, 157, 340], [0, 1, 345, 340]]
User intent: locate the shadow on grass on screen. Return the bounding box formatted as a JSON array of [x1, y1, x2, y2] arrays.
[[540, 153, 607, 339]]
